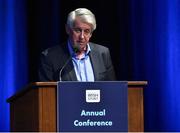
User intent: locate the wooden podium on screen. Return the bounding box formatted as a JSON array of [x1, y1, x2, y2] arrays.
[[7, 81, 147, 132]]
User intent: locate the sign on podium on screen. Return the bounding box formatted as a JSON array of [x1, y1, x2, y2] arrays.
[[57, 81, 128, 132]]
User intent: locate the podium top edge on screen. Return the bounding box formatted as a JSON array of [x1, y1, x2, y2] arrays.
[[31, 81, 148, 86], [7, 81, 147, 102], [128, 81, 147, 85]]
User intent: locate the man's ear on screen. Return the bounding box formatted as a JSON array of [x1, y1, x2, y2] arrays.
[[65, 24, 70, 34]]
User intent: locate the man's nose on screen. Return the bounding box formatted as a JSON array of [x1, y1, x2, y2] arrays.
[[80, 31, 85, 39]]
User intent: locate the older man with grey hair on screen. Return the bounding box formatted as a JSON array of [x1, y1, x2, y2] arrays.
[[39, 8, 116, 81]]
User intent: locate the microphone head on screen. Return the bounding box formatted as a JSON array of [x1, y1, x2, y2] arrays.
[[73, 43, 81, 53]]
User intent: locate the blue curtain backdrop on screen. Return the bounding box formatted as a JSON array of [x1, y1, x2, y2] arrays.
[[0, 0, 28, 131], [129, 0, 180, 131]]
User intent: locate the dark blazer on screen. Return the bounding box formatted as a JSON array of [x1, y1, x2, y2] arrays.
[[38, 42, 116, 81]]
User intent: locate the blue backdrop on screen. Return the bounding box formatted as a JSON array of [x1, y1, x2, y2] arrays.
[[0, 0, 180, 131], [0, 0, 28, 131], [129, 0, 180, 131]]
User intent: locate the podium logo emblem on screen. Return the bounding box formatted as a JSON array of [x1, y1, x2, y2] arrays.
[[86, 90, 100, 103]]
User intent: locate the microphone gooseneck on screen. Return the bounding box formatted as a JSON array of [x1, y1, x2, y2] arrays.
[[59, 57, 71, 81], [59, 44, 81, 81]]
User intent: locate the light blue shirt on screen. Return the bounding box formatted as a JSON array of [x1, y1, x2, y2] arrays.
[[68, 41, 95, 81]]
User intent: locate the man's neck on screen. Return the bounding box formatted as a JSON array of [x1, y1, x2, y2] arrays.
[[76, 51, 85, 59]]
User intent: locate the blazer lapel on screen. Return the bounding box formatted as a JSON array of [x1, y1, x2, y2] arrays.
[[89, 44, 100, 81], [61, 43, 77, 81], [65, 61, 77, 81]]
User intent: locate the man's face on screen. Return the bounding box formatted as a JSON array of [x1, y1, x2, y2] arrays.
[[66, 17, 92, 52]]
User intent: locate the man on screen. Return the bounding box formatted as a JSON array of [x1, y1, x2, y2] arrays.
[[38, 8, 116, 81]]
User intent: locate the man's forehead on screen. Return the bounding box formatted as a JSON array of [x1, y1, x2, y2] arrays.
[[73, 17, 92, 29]]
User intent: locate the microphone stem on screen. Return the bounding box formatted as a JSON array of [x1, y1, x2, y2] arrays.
[[59, 57, 72, 81]]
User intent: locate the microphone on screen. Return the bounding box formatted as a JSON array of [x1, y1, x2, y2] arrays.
[[73, 43, 81, 53], [59, 56, 71, 81], [59, 43, 80, 81]]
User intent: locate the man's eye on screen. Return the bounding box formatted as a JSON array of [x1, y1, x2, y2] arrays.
[[84, 29, 91, 34], [73, 28, 91, 36], [74, 28, 81, 33]]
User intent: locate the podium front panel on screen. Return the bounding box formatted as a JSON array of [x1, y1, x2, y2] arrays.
[[57, 81, 128, 132]]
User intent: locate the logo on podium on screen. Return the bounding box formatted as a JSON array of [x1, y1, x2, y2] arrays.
[[86, 90, 100, 103]]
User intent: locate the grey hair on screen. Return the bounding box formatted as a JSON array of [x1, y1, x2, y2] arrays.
[[66, 8, 96, 31]]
